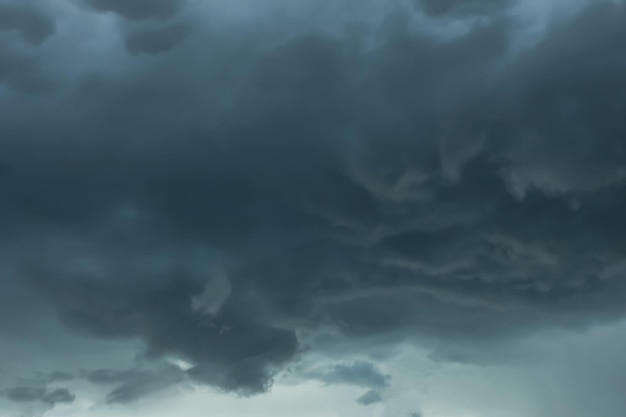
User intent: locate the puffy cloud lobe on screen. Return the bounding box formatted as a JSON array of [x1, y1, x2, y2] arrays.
[[2, 0, 626, 403], [414, 0, 506, 16], [14, 372, 74, 386], [5, 387, 46, 403], [104, 366, 185, 404], [124, 23, 189, 54], [81, 369, 145, 385], [77, 367, 188, 404], [2, 385, 75, 417], [302, 361, 390, 389], [0, 47, 53, 93], [85, 0, 185, 20], [4, 386, 75, 405], [496, 3, 626, 197], [42, 388, 75, 405], [41, 372, 73, 383], [357, 389, 383, 406], [24, 267, 298, 396], [0, 3, 56, 44]]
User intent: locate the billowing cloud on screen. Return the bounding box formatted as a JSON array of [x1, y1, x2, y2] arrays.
[[356, 389, 383, 406], [81, 369, 144, 386], [40, 372, 73, 384], [22, 266, 298, 396], [75, 366, 189, 404], [3, 386, 75, 405], [301, 361, 390, 389], [1, 385, 75, 417], [104, 366, 186, 404], [5, 387, 47, 403], [0, 3, 56, 44], [1, 0, 626, 415], [414, 0, 506, 16], [124, 23, 188, 54], [0, 46, 53, 93], [84, 0, 185, 20], [41, 388, 75, 405]]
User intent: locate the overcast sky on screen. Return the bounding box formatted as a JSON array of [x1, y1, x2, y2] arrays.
[[2, 0, 626, 416]]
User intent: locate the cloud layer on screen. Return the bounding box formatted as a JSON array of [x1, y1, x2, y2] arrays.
[[2, 0, 626, 414], [0, 3, 56, 44], [84, 0, 185, 20]]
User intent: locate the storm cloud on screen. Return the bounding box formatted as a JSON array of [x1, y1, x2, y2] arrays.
[[1, 0, 626, 415], [0, 45, 53, 93], [357, 389, 383, 406], [0, 3, 55, 44], [414, 0, 506, 16], [302, 361, 390, 389], [84, 0, 185, 20], [3, 386, 75, 406], [124, 23, 188, 54]]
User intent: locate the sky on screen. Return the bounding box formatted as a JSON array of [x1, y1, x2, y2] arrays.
[[2, 0, 626, 416]]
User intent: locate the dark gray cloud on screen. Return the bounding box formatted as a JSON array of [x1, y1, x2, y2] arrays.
[[103, 366, 186, 404], [76, 366, 187, 403], [0, 45, 53, 93], [302, 361, 390, 389], [414, 0, 506, 16], [23, 268, 298, 396], [41, 372, 73, 383], [2, 385, 76, 417], [5, 387, 46, 403], [1, 0, 626, 411], [85, 0, 185, 20], [14, 372, 74, 387], [0, 3, 56, 44], [124, 23, 189, 54], [356, 389, 383, 406], [81, 369, 145, 385], [42, 388, 75, 405], [4, 386, 75, 406]]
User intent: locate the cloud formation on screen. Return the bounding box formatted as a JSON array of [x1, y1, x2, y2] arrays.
[[124, 23, 188, 54], [302, 361, 390, 389], [0, 3, 55, 44], [2, 0, 626, 414], [104, 366, 186, 404], [3, 386, 75, 407], [0, 45, 52, 93], [84, 0, 185, 20], [1, 385, 75, 417], [414, 0, 505, 16], [356, 389, 383, 406]]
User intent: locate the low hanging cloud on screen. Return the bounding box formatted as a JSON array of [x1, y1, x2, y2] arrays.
[[0, 46, 53, 94], [84, 0, 185, 20], [124, 23, 189, 55], [3, 386, 75, 406], [103, 366, 186, 404], [302, 361, 390, 389], [357, 389, 383, 406], [75, 366, 188, 404], [0, 3, 56, 44], [81, 369, 145, 386], [1, 386, 75, 417], [414, 0, 507, 16], [1, 0, 626, 413]]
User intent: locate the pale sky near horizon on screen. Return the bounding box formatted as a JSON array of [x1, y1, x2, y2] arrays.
[[2, 0, 626, 416]]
